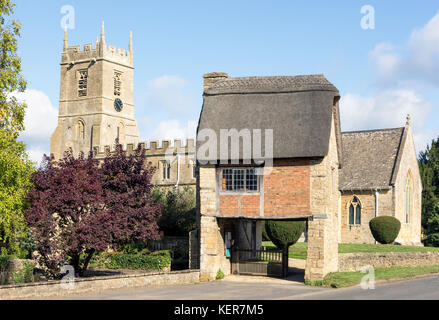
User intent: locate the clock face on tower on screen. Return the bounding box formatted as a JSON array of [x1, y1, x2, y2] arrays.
[[114, 98, 123, 112]]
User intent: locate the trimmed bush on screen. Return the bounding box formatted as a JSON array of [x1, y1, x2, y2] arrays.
[[92, 250, 171, 271], [261, 221, 270, 241], [265, 220, 305, 250], [369, 216, 401, 244]]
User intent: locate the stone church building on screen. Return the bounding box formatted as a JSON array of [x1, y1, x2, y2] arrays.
[[50, 23, 196, 189], [50, 25, 422, 282]]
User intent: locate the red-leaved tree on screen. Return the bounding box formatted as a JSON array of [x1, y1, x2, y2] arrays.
[[26, 145, 161, 278]]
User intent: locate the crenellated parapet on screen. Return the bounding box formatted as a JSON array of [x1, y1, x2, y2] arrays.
[[93, 138, 196, 161], [61, 22, 133, 67]]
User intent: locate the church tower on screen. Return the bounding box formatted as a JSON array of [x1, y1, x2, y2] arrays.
[[50, 22, 140, 160]]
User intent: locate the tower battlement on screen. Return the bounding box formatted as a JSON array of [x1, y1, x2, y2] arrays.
[[61, 22, 133, 67]]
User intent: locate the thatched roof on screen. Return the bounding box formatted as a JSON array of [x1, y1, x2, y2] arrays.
[[197, 74, 341, 161], [339, 128, 406, 191]]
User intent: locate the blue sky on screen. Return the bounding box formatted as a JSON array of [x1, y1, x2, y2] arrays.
[[10, 0, 439, 163]]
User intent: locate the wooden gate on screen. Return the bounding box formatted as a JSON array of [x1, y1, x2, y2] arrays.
[[231, 247, 288, 278]]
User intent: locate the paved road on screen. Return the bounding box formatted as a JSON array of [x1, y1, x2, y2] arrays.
[[64, 274, 439, 300]]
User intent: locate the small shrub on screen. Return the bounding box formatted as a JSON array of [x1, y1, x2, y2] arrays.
[[0, 257, 11, 285], [265, 220, 305, 250], [369, 216, 401, 244], [92, 250, 171, 271], [216, 269, 225, 280]]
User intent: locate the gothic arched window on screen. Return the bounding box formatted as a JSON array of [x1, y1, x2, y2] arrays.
[[405, 171, 413, 224], [348, 196, 361, 225], [77, 120, 85, 140]]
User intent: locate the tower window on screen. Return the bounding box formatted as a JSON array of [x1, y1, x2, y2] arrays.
[[114, 71, 122, 96], [78, 70, 88, 97]]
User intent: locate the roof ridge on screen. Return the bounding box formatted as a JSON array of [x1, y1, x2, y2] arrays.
[[341, 127, 404, 135], [228, 74, 325, 80], [206, 74, 338, 95]]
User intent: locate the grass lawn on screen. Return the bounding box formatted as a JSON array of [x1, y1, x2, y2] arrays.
[[262, 241, 439, 260], [262, 241, 307, 260], [322, 265, 439, 288]]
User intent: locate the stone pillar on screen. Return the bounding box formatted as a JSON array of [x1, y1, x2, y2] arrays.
[[305, 113, 340, 282], [305, 214, 339, 282], [198, 166, 232, 280], [199, 216, 220, 281]]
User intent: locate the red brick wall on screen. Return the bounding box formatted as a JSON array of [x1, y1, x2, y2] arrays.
[[219, 195, 260, 216], [241, 195, 260, 216], [263, 159, 311, 217], [218, 159, 311, 217], [219, 195, 239, 215]]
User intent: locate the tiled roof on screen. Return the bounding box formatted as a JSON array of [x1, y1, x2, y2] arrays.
[[339, 128, 405, 190]]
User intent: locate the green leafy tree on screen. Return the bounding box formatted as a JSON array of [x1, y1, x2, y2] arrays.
[[0, 0, 27, 137], [0, 0, 33, 257], [0, 133, 34, 256], [152, 186, 196, 237], [419, 137, 439, 245]]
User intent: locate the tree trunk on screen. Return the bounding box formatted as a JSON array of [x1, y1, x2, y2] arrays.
[[79, 249, 95, 276], [70, 254, 80, 277]]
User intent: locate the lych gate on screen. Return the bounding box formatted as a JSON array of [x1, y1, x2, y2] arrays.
[[196, 72, 342, 282]]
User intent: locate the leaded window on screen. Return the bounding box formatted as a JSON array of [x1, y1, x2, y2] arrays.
[[349, 196, 361, 225], [162, 161, 171, 180], [221, 168, 259, 192], [405, 172, 413, 224]]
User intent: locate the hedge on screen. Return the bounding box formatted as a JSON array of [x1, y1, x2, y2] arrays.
[[0, 258, 35, 285], [92, 250, 172, 271]]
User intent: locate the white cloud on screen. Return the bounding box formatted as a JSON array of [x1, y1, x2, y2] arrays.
[[15, 89, 58, 164], [149, 119, 197, 143], [26, 146, 47, 165], [340, 89, 433, 152], [144, 75, 197, 116], [371, 11, 439, 85], [369, 43, 401, 82]]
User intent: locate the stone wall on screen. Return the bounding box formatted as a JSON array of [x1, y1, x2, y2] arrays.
[[338, 252, 439, 272], [393, 125, 423, 245], [340, 189, 393, 244], [0, 270, 200, 300]]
